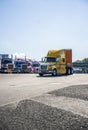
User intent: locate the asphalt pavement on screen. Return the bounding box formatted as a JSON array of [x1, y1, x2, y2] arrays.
[[0, 74, 88, 130]]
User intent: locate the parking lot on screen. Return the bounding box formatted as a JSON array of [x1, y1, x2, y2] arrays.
[[0, 74, 88, 130], [0, 73, 87, 106]]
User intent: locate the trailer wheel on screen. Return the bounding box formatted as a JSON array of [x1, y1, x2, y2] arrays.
[[66, 68, 71, 75], [70, 68, 73, 74], [52, 69, 57, 76]]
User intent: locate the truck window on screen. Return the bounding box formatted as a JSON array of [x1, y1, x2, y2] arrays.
[[44, 57, 57, 62]]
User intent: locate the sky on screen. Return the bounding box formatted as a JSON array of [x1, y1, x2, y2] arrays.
[[0, 0, 88, 61]]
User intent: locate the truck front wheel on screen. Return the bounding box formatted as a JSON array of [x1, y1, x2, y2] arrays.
[[52, 69, 57, 76]]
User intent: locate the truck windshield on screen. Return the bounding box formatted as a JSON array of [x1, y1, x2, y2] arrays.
[[43, 57, 56, 62], [15, 61, 26, 67], [1, 58, 12, 64]]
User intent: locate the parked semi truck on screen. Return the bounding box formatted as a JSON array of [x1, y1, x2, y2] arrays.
[[38, 49, 73, 76], [0, 58, 14, 73], [14, 59, 29, 73]]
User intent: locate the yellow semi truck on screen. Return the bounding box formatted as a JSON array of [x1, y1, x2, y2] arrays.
[[38, 49, 73, 76]]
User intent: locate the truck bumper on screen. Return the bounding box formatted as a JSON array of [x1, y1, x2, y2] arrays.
[[38, 69, 53, 74]]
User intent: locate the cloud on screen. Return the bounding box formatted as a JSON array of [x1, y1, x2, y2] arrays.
[[13, 53, 25, 59]]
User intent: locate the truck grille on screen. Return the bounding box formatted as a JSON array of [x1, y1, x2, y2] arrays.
[[41, 65, 47, 70]]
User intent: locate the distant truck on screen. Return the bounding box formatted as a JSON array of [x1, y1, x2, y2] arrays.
[[38, 49, 73, 76], [14, 59, 29, 73], [0, 58, 14, 73], [31, 61, 40, 73]]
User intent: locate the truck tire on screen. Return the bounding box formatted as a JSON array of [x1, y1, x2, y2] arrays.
[[39, 73, 43, 76], [66, 68, 71, 75], [52, 69, 57, 76], [70, 68, 73, 74]]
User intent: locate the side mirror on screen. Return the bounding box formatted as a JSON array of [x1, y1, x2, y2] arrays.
[[62, 58, 65, 62]]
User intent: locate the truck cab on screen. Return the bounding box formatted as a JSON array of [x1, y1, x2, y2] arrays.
[[38, 49, 73, 76], [1, 58, 13, 73], [14, 59, 28, 73]]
